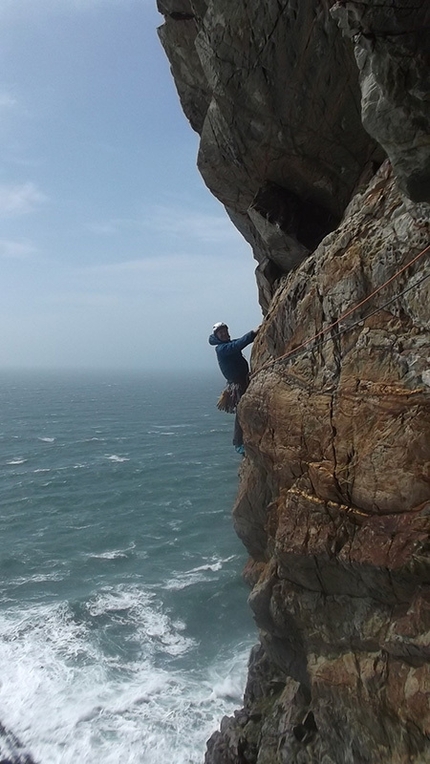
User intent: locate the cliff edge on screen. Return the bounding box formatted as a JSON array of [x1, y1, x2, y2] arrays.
[[157, 2, 430, 762]]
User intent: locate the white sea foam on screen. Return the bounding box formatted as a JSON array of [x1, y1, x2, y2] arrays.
[[86, 585, 192, 657], [147, 430, 176, 436], [0, 594, 251, 764], [8, 571, 65, 586], [105, 454, 130, 462], [6, 458, 27, 465], [164, 556, 237, 590], [191, 558, 233, 573], [91, 551, 128, 560], [164, 571, 215, 591], [151, 424, 191, 429], [86, 548, 131, 560], [38, 437, 56, 443]]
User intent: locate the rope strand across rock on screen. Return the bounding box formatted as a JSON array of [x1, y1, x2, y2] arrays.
[[251, 242, 430, 378]]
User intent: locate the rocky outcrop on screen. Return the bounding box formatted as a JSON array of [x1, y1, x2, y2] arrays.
[[158, 0, 386, 310], [157, 1, 430, 762], [0, 721, 37, 764], [226, 163, 430, 764], [331, 1, 430, 203]]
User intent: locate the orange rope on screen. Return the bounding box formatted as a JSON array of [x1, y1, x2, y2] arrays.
[[252, 241, 430, 378]]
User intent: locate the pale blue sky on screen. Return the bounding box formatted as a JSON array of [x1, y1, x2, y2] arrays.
[[0, 0, 260, 371]]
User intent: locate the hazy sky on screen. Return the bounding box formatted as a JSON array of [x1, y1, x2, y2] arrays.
[[0, 0, 260, 371]]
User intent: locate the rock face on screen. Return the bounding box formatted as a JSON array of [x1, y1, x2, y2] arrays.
[[0, 721, 37, 764], [158, 0, 385, 310], [157, 1, 430, 762], [331, 1, 430, 204], [229, 164, 430, 763]]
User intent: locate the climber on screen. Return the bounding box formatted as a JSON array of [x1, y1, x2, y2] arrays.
[[209, 322, 259, 454]]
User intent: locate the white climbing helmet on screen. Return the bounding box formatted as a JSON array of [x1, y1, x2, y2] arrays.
[[213, 322, 227, 334]]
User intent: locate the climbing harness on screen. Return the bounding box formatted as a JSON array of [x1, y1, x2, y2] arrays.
[[252, 242, 430, 378]]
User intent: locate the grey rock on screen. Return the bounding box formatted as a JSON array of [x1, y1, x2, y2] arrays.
[[0, 722, 37, 764], [159, 1, 430, 762], [331, 0, 430, 202], [158, 0, 383, 305]]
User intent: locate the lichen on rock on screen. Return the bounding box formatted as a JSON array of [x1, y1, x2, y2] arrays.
[[157, 1, 430, 761]]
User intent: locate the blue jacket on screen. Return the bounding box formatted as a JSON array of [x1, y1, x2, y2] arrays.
[[209, 330, 257, 384]]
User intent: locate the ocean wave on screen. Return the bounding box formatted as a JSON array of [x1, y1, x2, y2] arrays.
[[164, 571, 214, 591], [86, 585, 193, 657], [0, 579, 252, 764], [86, 543, 135, 561], [147, 430, 176, 436], [37, 437, 56, 443], [8, 571, 65, 586], [190, 556, 236, 573], [105, 455, 130, 463], [163, 556, 236, 591], [6, 459, 27, 465], [150, 424, 192, 429], [89, 551, 128, 560]]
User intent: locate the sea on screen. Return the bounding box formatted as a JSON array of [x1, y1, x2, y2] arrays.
[[0, 370, 256, 764]]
